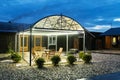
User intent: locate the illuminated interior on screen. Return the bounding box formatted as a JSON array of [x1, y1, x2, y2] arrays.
[[112, 37, 116, 45]]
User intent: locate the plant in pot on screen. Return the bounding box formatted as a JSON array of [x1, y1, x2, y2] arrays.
[[35, 58, 45, 68], [82, 54, 92, 64], [11, 52, 21, 63], [67, 55, 77, 65], [51, 55, 61, 66]]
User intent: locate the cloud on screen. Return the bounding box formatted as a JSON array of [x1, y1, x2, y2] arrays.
[[86, 25, 111, 32], [93, 25, 111, 29], [113, 18, 120, 22], [85, 22, 93, 25], [94, 17, 104, 21], [97, 18, 104, 21]]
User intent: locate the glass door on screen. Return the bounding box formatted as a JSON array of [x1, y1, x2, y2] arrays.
[[48, 36, 57, 50], [20, 36, 28, 52], [34, 36, 42, 51]]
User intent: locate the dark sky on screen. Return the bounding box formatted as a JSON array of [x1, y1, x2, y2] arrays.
[[0, 0, 120, 32]]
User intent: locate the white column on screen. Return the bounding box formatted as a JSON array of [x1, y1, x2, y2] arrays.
[[66, 35, 68, 54], [15, 33, 17, 52], [83, 31, 85, 52], [18, 33, 20, 53], [22, 32, 24, 58]]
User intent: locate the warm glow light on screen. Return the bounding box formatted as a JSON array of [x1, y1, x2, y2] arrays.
[[113, 37, 116, 43], [33, 15, 84, 31], [112, 37, 116, 45], [19, 30, 84, 36]]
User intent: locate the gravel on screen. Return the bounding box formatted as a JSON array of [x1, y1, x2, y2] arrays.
[[0, 53, 120, 80]]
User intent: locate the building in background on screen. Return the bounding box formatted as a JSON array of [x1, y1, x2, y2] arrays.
[[101, 28, 120, 49]]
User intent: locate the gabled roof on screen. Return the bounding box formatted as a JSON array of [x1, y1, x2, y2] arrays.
[[101, 27, 120, 36], [0, 22, 31, 32]]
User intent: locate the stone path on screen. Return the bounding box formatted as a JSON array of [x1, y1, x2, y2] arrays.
[[0, 52, 120, 80]]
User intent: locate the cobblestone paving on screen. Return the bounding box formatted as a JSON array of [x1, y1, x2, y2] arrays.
[[0, 53, 120, 80]]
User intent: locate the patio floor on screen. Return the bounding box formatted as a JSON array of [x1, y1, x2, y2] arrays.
[[21, 51, 80, 66], [2, 50, 120, 67], [18, 50, 120, 66]]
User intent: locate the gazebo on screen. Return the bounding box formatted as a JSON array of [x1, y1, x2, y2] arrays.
[[17, 15, 86, 66]]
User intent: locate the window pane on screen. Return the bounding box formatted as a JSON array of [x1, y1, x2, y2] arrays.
[[36, 38, 40, 46], [21, 37, 27, 47], [21, 37, 23, 46], [49, 36, 56, 44], [49, 37, 52, 44], [53, 37, 56, 44], [113, 37, 116, 43], [24, 37, 27, 46], [112, 37, 116, 45]]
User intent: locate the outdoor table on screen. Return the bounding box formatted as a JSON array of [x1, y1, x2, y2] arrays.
[[70, 48, 78, 54]]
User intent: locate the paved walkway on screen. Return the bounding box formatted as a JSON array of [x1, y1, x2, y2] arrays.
[[92, 50, 120, 55]]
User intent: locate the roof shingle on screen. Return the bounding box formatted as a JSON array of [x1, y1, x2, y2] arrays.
[[101, 27, 120, 36], [0, 22, 31, 32]]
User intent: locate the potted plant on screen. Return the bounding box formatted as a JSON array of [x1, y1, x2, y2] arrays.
[[51, 55, 61, 66], [67, 55, 77, 65], [35, 58, 45, 68], [82, 54, 92, 63]]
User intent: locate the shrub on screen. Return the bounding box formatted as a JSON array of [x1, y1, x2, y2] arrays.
[[7, 42, 14, 54], [7, 49, 14, 54], [51, 55, 61, 66], [35, 58, 45, 68], [82, 54, 92, 63], [67, 55, 77, 65], [79, 51, 85, 59], [11, 53, 21, 63]]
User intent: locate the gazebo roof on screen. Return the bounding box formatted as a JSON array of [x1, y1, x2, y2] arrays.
[[20, 15, 85, 36], [33, 15, 84, 31]]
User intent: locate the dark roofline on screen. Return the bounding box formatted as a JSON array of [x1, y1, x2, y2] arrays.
[[101, 27, 120, 36], [0, 22, 31, 32]]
